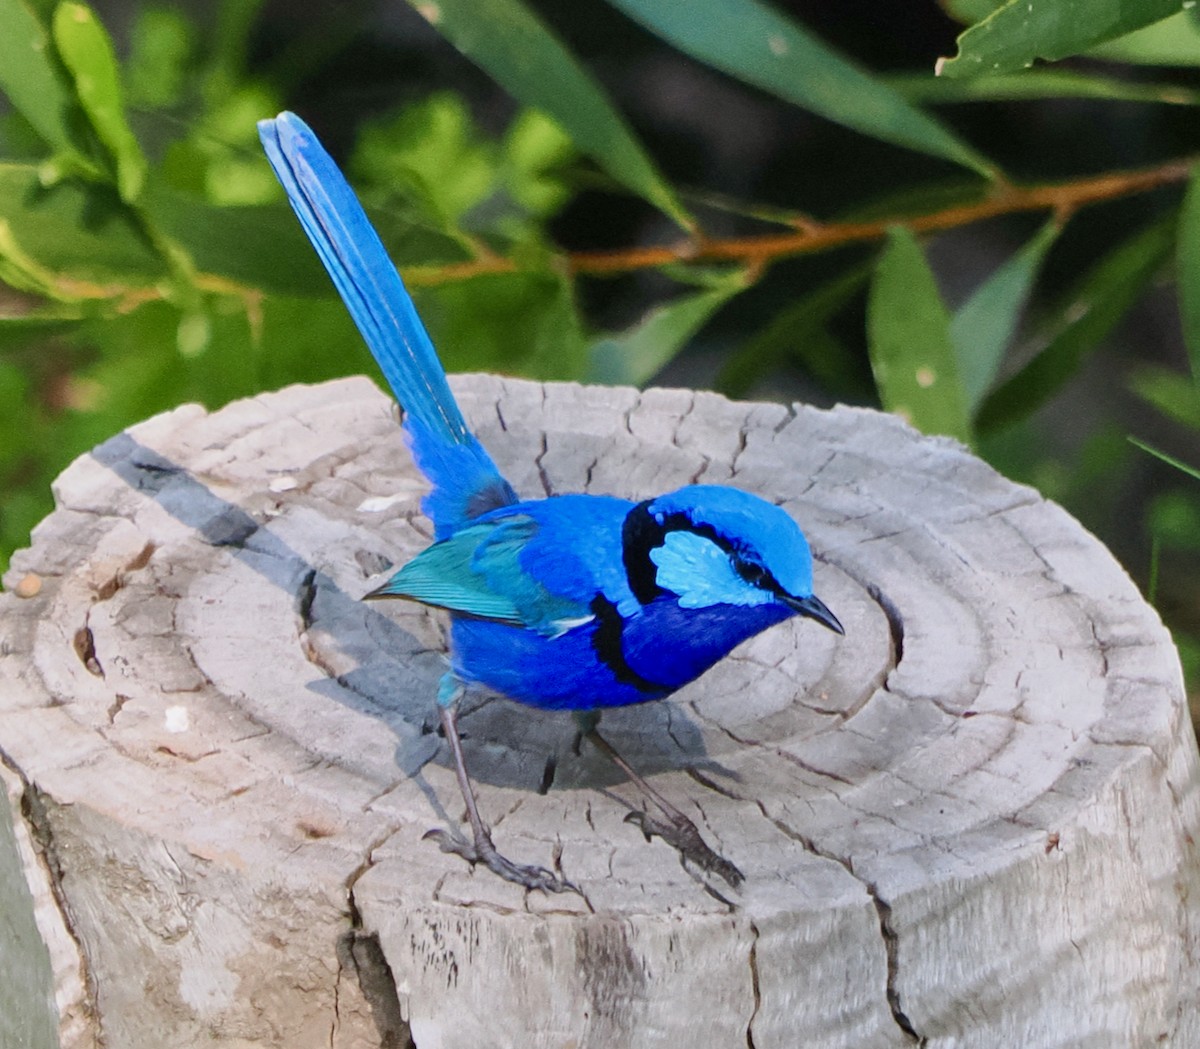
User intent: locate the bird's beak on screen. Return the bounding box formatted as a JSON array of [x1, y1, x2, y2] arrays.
[[782, 593, 844, 635]]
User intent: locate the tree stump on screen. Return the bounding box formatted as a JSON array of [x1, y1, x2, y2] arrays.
[[1, 374, 1197, 1048]]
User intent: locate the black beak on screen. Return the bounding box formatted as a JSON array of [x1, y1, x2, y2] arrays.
[[782, 593, 844, 635]]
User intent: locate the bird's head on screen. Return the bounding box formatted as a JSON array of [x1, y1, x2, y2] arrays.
[[621, 485, 843, 634]]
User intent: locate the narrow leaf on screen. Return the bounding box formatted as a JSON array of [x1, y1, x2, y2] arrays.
[[0, 217, 75, 298], [1130, 366, 1200, 429], [977, 217, 1176, 433], [0, 0, 85, 159], [406, 0, 690, 229], [947, 4, 1200, 69], [889, 69, 1200, 107], [1130, 437, 1200, 482], [52, 1, 147, 202], [1088, 10, 1200, 66], [0, 164, 163, 286], [1177, 165, 1200, 383], [607, 0, 997, 179], [588, 272, 748, 386], [867, 227, 973, 444], [951, 220, 1058, 411], [939, 0, 1185, 78]]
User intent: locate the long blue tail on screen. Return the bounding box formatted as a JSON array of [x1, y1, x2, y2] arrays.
[[258, 112, 516, 537]]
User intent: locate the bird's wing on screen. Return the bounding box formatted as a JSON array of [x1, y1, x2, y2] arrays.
[[368, 516, 595, 637], [258, 113, 517, 538]]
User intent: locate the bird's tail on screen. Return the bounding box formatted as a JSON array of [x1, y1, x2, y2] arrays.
[[258, 112, 516, 537]]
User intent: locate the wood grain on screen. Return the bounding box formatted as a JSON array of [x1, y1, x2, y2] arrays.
[[0, 374, 1196, 1048]]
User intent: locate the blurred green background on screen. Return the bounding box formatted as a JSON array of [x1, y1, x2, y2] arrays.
[[0, 0, 1197, 706]]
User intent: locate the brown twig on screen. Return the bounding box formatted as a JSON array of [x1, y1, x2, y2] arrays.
[[404, 156, 1196, 285]]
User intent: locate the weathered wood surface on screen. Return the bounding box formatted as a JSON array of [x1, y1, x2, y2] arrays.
[[0, 374, 1197, 1049]]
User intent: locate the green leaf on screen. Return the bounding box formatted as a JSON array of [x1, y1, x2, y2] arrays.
[[0, 0, 88, 161], [500, 109, 576, 219], [606, 0, 997, 179], [977, 217, 1176, 433], [1130, 437, 1200, 482], [0, 163, 163, 287], [939, 0, 1186, 78], [1177, 165, 1200, 383], [406, 0, 690, 229], [951, 220, 1058, 411], [1130, 366, 1200, 429], [867, 227, 973, 444], [351, 94, 497, 232], [0, 217, 74, 297], [1088, 9, 1200, 66], [888, 69, 1200, 107], [52, 1, 147, 202], [587, 271, 748, 386], [717, 266, 871, 399]]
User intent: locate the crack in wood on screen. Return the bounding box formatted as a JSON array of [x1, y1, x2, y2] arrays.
[[335, 830, 415, 1045], [6, 762, 100, 1041], [538, 754, 557, 795], [335, 927, 413, 1049], [534, 433, 553, 498], [867, 888, 923, 1045], [760, 805, 923, 1044], [867, 582, 905, 667], [745, 920, 761, 1049]]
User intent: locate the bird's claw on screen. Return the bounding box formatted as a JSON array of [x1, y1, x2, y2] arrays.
[[624, 809, 744, 889], [424, 827, 579, 895]]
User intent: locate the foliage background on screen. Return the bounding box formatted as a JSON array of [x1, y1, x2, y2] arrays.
[[0, 0, 1198, 705]]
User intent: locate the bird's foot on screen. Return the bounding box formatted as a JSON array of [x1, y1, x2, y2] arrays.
[[424, 827, 579, 894], [624, 809, 744, 889]]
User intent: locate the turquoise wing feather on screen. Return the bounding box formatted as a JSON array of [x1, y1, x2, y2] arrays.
[[369, 516, 594, 637]]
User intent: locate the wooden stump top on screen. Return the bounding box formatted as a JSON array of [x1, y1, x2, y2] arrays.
[[1, 374, 1197, 1048]]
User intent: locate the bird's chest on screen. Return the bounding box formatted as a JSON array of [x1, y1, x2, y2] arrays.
[[619, 597, 793, 689], [448, 598, 793, 711]]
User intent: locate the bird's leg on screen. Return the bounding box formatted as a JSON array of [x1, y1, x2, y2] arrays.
[[575, 712, 744, 889], [425, 674, 576, 894]]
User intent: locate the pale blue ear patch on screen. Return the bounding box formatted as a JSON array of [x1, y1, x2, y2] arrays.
[[649, 531, 774, 609]]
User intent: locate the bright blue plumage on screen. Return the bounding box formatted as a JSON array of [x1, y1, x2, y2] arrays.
[[259, 113, 516, 538], [259, 112, 843, 891]]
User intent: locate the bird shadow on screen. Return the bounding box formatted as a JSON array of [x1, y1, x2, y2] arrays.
[[89, 431, 731, 800]]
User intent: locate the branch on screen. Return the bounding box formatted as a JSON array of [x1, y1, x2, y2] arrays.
[[405, 156, 1196, 285]]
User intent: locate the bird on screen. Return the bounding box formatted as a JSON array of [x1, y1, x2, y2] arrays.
[[259, 111, 844, 893]]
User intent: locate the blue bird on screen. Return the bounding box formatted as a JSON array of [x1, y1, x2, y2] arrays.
[[259, 112, 843, 892]]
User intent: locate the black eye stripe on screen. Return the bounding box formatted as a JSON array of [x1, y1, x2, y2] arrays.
[[622, 501, 782, 604], [621, 500, 665, 604]]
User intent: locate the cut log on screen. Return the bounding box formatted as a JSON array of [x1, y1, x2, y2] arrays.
[[0, 374, 1196, 1048]]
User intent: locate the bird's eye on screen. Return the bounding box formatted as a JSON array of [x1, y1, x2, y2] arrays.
[[736, 560, 768, 587]]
